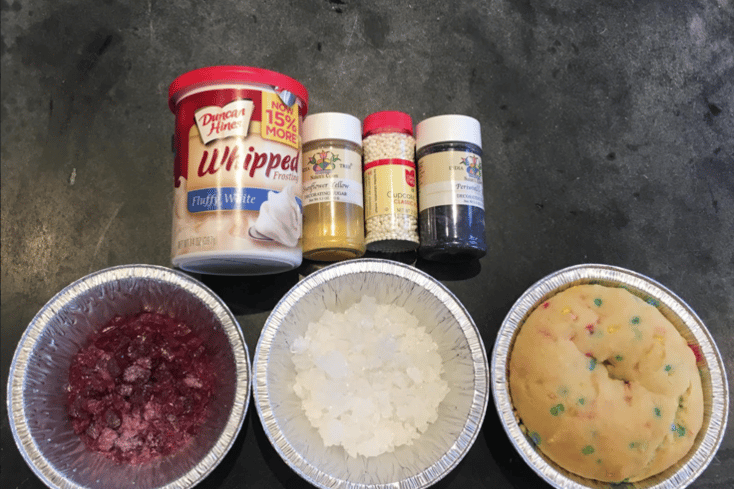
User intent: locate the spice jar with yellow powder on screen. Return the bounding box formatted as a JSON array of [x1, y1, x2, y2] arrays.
[[301, 112, 366, 261]]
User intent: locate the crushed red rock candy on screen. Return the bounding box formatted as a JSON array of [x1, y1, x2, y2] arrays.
[[67, 312, 216, 464], [291, 296, 450, 458]]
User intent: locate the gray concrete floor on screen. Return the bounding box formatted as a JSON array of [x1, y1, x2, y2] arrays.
[[2, 1, 733, 488]]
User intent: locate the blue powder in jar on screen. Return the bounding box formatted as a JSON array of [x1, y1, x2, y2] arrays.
[[415, 115, 487, 262]]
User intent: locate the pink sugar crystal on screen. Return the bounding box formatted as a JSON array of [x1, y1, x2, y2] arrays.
[[67, 312, 216, 464]]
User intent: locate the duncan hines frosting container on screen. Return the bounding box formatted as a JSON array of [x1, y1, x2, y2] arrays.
[[168, 66, 309, 275]]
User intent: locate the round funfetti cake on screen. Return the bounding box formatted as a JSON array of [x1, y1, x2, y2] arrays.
[[508, 284, 704, 483]]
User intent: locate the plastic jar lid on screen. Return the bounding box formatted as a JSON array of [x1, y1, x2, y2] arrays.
[[415, 114, 482, 151], [363, 111, 414, 137], [302, 112, 362, 146], [168, 65, 309, 114]]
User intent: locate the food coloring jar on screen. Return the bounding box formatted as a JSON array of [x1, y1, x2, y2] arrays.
[[301, 112, 365, 261], [362, 111, 419, 253], [168, 66, 308, 275], [415, 114, 486, 261]]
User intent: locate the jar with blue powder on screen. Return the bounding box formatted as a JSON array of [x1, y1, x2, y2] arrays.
[[415, 115, 486, 262]]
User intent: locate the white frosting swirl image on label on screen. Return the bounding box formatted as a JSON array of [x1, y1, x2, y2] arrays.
[[251, 184, 302, 247]]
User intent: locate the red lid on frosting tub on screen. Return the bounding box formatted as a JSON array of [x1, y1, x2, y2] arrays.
[[168, 66, 309, 115], [363, 111, 413, 137]]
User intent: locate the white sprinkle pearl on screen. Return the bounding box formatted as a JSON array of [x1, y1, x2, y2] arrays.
[[363, 132, 419, 252]]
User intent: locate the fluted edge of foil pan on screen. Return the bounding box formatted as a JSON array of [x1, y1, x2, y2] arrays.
[[6, 264, 252, 489], [253, 258, 490, 489], [490, 263, 729, 489]]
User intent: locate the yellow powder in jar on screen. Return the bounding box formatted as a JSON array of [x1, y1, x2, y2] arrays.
[[302, 198, 365, 261], [301, 114, 366, 261]]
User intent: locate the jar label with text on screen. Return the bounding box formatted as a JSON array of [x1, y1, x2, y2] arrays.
[[363, 159, 418, 219], [418, 151, 484, 211], [302, 147, 363, 207]]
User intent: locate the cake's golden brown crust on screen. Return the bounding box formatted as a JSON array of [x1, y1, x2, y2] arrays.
[[509, 285, 704, 483]]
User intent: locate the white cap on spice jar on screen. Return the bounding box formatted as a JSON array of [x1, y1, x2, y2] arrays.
[[415, 114, 482, 151], [302, 112, 362, 146]]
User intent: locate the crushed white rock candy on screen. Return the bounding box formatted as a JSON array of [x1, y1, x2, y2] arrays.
[[291, 296, 449, 458]]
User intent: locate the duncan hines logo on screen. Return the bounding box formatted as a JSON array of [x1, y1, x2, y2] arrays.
[[194, 100, 255, 144]]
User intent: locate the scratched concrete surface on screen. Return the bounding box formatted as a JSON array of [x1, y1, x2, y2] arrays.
[[1, 1, 733, 488]]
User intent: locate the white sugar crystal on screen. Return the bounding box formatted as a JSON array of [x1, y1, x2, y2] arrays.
[[314, 350, 349, 379], [406, 366, 424, 384], [291, 297, 449, 458], [322, 419, 344, 446], [290, 336, 309, 354]]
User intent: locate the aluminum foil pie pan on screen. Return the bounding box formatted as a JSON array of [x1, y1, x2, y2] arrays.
[[7, 265, 251, 489], [491, 263, 728, 489], [253, 258, 490, 488]]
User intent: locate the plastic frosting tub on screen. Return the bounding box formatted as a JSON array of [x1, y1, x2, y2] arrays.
[[168, 66, 309, 275]]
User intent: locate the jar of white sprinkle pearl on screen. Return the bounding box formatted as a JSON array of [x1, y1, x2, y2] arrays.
[[362, 111, 419, 252]]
